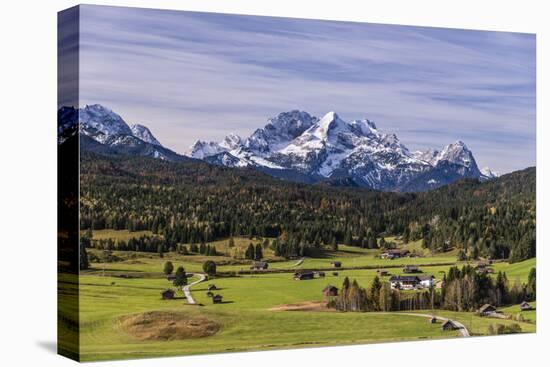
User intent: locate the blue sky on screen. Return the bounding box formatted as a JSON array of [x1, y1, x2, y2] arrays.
[[75, 5, 535, 173]]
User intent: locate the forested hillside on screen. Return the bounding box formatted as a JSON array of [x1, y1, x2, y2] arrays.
[[79, 152, 535, 262]]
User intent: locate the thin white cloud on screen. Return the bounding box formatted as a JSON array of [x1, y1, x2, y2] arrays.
[[73, 5, 535, 173]]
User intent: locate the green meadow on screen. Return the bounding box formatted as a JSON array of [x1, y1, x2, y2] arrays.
[[67, 232, 536, 361], [76, 271, 458, 361]]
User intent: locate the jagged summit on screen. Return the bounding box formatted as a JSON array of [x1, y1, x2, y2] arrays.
[[481, 167, 499, 179], [131, 124, 162, 146], [188, 110, 490, 191], [57, 104, 185, 161], [59, 104, 495, 192]]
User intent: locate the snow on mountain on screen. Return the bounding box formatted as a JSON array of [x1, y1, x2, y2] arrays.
[[79, 104, 133, 143], [57, 104, 182, 161], [75, 104, 165, 149], [480, 167, 499, 179], [413, 149, 439, 165], [244, 110, 319, 154], [188, 110, 492, 191], [434, 141, 474, 167], [131, 124, 162, 146], [189, 140, 227, 159]]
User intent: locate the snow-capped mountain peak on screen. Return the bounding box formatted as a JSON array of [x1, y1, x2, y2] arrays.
[[58, 104, 173, 161], [481, 167, 499, 178], [435, 140, 475, 167], [131, 124, 162, 146], [243, 110, 319, 154], [77, 104, 165, 148], [188, 110, 492, 191], [188, 140, 225, 159], [220, 133, 242, 150], [413, 148, 439, 165], [310, 111, 347, 139], [79, 104, 133, 142]]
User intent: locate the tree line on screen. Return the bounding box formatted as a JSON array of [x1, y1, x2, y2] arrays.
[[330, 265, 536, 313], [79, 152, 535, 262]]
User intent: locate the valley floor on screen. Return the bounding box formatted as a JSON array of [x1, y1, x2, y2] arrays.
[[60, 235, 536, 361]]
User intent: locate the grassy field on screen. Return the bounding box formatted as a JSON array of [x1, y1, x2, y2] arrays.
[[409, 309, 536, 335], [75, 271, 460, 361], [492, 258, 536, 283], [85, 235, 461, 276], [500, 302, 537, 323], [73, 231, 536, 361]]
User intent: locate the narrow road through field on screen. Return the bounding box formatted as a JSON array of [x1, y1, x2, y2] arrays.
[[291, 258, 304, 267], [382, 312, 470, 337], [182, 273, 206, 304]]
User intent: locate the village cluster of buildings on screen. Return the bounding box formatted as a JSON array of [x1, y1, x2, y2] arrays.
[[389, 274, 435, 290]]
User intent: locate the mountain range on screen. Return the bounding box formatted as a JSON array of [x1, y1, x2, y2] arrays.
[[188, 110, 497, 191], [58, 104, 498, 192], [58, 104, 186, 161]]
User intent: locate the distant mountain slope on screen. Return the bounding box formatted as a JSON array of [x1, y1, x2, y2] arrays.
[[79, 150, 535, 263], [59, 104, 496, 192], [58, 104, 187, 161], [188, 110, 494, 191]]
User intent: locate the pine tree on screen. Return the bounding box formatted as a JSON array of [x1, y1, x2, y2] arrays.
[[203, 260, 217, 276], [369, 276, 382, 310], [379, 282, 392, 311], [331, 236, 338, 251], [163, 261, 174, 275], [255, 244, 263, 260], [245, 243, 255, 260], [79, 240, 89, 270], [344, 231, 353, 246], [173, 266, 188, 287], [527, 267, 536, 300]]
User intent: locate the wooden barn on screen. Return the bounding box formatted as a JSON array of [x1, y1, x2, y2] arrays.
[[294, 271, 315, 280], [250, 261, 269, 270], [441, 320, 458, 331], [323, 284, 339, 297], [520, 301, 534, 311], [403, 265, 421, 273], [377, 269, 389, 276], [478, 304, 497, 316], [381, 249, 410, 259], [160, 289, 175, 300]]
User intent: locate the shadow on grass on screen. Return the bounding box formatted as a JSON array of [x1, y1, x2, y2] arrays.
[[194, 287, 226, 292]]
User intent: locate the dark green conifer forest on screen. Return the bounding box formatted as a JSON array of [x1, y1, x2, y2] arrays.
[[79, 152, 535, 263]]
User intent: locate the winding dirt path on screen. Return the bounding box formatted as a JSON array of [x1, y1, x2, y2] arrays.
[[291, 258, 304, 267], [182, 273, 206, 304]]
